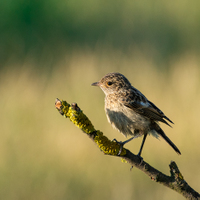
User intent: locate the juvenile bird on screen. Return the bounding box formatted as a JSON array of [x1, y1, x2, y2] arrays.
[[92, 72, 181, 159]]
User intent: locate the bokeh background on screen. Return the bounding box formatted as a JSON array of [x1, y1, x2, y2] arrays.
[[1, 0, 200, 199]]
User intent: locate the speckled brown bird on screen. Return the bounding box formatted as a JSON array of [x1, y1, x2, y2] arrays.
[[92, 72, 181, 158]]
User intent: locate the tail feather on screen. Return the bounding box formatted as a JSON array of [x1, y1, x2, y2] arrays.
[[155, 125, 181, 155]]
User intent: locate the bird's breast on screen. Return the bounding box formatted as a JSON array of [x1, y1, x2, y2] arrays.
[[105, 100, 151, 137]]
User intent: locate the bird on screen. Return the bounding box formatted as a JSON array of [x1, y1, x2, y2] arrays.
[[91, 72, 181, 159]]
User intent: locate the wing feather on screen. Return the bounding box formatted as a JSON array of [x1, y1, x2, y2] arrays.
[[120, 88, 173, 127]]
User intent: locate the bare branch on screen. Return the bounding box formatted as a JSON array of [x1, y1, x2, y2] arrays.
[[55, 98, 200, 200]]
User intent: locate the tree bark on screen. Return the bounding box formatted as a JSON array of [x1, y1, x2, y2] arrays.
[[55, 98, 200, 200]]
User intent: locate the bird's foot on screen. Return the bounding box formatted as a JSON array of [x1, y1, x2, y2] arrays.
[[112, 136, 136, 156], [137, 154, 143, 165], [112, 138, 125, 156]]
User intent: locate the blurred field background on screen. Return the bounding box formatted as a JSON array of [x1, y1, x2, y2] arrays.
[[1, 0, 200, 199]]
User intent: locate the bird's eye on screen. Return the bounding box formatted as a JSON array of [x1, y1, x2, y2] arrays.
[[107, 81, 113, 86]]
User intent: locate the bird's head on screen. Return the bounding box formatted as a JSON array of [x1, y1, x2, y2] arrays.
[[91, 72, 131, 95]]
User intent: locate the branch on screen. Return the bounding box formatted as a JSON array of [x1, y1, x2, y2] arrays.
[[55, 98, 200, 200]]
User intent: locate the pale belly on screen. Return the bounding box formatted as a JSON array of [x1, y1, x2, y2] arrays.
[[105, 106, 151, 137]]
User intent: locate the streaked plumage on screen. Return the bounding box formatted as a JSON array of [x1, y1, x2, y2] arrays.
[[92, 72, 181, 157]]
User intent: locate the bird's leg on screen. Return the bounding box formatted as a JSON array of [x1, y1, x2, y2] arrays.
[[137, 134, 148, 164], [113, 136, 138, 156]]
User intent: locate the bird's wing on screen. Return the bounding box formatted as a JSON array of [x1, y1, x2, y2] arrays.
[[120, 88, 173, 126]]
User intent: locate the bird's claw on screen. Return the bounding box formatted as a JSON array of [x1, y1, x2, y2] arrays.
[[112, 139, 144, 164], [137, 154, 144, 165], [112, 138, 124, 156], [112, 138, 119, 143]]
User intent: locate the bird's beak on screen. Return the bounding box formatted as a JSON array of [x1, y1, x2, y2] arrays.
[[91, 82, 100, 86]]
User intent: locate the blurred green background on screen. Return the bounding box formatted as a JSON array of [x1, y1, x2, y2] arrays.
[[1, 0, 200, 199]]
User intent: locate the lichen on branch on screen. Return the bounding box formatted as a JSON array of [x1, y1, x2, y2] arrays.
[[55, 98, 126, 156], [55, 98, 200, 200]]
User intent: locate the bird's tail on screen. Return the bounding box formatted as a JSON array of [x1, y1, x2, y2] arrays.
[[154, 124, 181, 155]]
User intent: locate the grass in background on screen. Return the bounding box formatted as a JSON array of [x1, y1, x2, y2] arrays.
[[1, 49, 200, 199]]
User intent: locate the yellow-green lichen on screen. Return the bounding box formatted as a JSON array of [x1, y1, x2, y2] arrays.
[[57, 100, 126, 157], [61, 100, 70, 116], [94, 130, 126, 156], [121, 158, 128, 163], [177, 172, 184, 181], [61, 101, 95, 134]]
